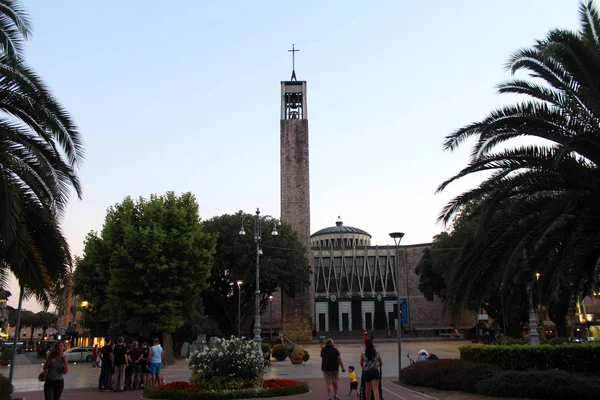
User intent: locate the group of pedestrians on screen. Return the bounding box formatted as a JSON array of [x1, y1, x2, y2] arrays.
[[97, 337, 164, 392], [320, 338, 383, 400]]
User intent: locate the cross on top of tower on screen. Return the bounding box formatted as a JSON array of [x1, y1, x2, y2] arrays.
[[288, 44, 299, 81]]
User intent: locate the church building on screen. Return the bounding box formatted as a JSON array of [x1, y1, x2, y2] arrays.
[[277, 48, 473, 340], [311, 218, 472, 336]]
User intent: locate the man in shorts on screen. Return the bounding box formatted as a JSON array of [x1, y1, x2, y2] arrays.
[[128, 341, 143, 389], [147, 338, 164, 387]]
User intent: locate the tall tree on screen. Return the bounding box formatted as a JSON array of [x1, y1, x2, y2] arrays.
[[436, 0, 600, 336], [201, 212, 310, 337], [0, 0, 83, 381], [74, 192, 216, 361], [0, 0, 30, 60], [36, 311, 56, 338]]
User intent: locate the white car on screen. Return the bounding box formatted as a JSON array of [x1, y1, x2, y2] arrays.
[[64, 346, 94, 362]]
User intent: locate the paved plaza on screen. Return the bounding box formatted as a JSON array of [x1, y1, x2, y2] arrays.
[[8, 340, 464, 399]]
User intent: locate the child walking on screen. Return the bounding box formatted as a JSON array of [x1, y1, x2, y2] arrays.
[[348, 366, 358, 396]]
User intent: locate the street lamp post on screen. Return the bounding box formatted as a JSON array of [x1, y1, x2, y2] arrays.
[[237, 280, 243, 337], [239, 208, 278, 354], [80, 301, 89, 362], [528, 280, 540, 345], [389, 232, 405, 382], [269, 295, 274, 341]]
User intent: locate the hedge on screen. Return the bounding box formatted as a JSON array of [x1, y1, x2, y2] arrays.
[[459, 343, 600, 374], [399, 359, 600, 399], [143, 382, 309, 400], [400, 359, 498, 393], [476, 370, 600, 400]]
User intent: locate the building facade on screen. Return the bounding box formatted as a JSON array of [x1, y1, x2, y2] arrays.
[[310, 218, 474, 335]]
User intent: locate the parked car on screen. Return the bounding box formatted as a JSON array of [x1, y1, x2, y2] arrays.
[[64, 346, 94, 362]]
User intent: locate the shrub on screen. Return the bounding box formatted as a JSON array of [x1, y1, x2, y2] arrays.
[[261, 343, 271, 355], [0, 349, 11, 362], [498, 336, 528, 346], [289, 346, 305, 359], [187, 337, 263, 390], [286, 344, 295, 356], [303, 350, 310, 362], [460, 343, 600, 374], [476, 370, 600, 399], [271, 344, 287, 361], [547, 337, 571, 345], [400, 359, 498, 393], [0, 374, 12, 400]]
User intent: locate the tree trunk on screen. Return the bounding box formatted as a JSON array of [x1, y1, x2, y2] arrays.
[[548, 299, 570, 338], [162, 332, 176, 366], [9, 285, 24, 384]]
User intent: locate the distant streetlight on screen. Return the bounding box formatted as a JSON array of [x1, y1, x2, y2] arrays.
[[239, 208, 278, 354], [237, 280, 243, 337], [80, 301, 89, 362], [389, 232, 405, 382], [269, 295, 274, 341]]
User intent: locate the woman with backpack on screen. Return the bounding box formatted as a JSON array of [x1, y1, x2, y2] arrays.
[[360, 339, 382, 400]]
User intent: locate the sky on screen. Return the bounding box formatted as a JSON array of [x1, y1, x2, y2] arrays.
[[7, 0, 583, 311]]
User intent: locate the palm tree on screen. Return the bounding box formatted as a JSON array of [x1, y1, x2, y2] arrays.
[[0, 0, 30, 60], [437, 0, 600, 334], [0, 0, 83, 379]]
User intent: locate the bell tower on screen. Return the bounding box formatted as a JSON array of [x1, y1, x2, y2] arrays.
[[280, 45, 313, 341]]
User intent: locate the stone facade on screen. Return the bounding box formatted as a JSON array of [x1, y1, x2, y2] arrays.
[[311, 221, 476, 335], [280, 80, 313, 341]]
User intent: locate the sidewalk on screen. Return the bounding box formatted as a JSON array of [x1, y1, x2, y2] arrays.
[[14, 377, 437, 400]]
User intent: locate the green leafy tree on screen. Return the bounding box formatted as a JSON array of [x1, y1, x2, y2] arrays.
[[436, 1, 600, 336], [72, 234, 111, 337], [201, 212, 310, 337], [415, 206, 529, 337], [36, 311, 57, 338], [74, 192, 216, 361]]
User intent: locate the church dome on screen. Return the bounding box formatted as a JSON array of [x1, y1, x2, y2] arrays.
[[311, 217, 371, 248]]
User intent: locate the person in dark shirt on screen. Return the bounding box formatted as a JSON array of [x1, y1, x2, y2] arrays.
[[140, 342, 150, 388], [111, 337, 129, 392], [98, 338, 113, 392], [321, 339, 346, 400], [128, 341, 144, 390]]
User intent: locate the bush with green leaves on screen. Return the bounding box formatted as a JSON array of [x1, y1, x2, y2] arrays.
[[400, 359, 498, 393], [476, 370, 600, 399], [459, 343, 600, 374], [497, 336, 528, 346], [261, 343, 271, 355], [271, 344, 287, 361], [0, 374, 12, 400], [187, 337, 263, 390], [303, 350, 310, 362], [0, 348, 11, 362]]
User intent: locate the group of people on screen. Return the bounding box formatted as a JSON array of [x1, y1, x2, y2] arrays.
[[96, 337, 164, 392], [39, 337, 165, 400], [321, 338, 383, 400]]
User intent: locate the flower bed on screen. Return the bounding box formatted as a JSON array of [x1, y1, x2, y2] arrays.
[[143, 379, 309, 399]]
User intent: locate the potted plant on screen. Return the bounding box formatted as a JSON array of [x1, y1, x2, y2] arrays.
[[290, 346, 305, 364], [0, 348, 12, 366]]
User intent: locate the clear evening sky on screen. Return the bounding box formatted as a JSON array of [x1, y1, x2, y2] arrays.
[[8, 0, 582, 311]]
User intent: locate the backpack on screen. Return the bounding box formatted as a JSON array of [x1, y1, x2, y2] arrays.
[[428, 354, 439, 360]]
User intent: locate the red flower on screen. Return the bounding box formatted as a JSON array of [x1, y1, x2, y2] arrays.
[[153, 379, 301, 393], [263, 379, 301, 388]]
